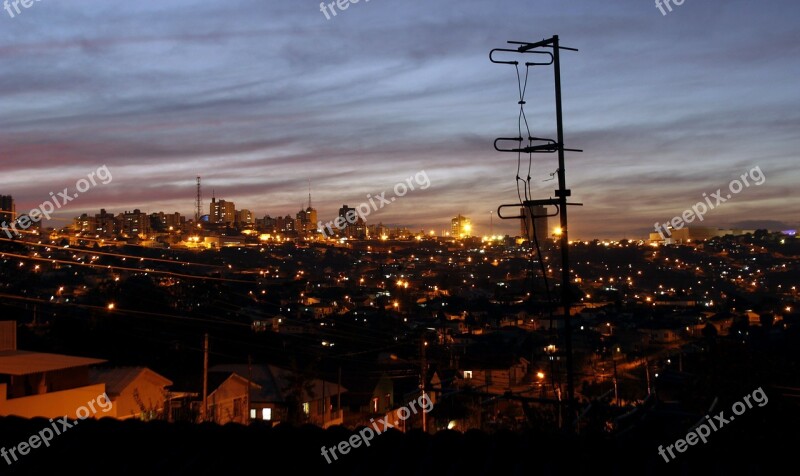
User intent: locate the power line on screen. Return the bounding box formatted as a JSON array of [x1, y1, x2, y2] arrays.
[[0, 251, 252, 283]]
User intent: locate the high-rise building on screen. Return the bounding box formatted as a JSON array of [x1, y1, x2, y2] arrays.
[[338, 205, 355, 232], [150, 212, 185, 231], [339, 203, 358, 225], [0, 195, 15, 224], [95, 209, 117, 236], [73, 213, 98, 233], [296, 207, 317, 236], [210, 196, 236, 225], [261, 215, 278, 233], [336, 204, 366, 237], [296, 189, 317, 237], [276, 215, 295, 233], [236, 209, 254, 225], [119, 209, 150, 237], [520, 205, 548, 243], [451, 214, 472, 238]]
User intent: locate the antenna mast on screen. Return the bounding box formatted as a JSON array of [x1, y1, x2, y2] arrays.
[[195, 176, 202, 222]]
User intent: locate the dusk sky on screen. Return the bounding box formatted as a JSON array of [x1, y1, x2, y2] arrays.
[[1, 0, 798, 239]]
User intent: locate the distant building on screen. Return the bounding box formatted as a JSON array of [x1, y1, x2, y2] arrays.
[[296, 206, 317, 237], [261, 215, 278, 233], [74, 213, 98, 233], [119, 209, 150, 237], [520, 205, 548, 243], [0, 195, 14, 224], [337, 204, 356, 236], [96, 209, 117, 236], [650, 227, 755, 244], [210, 196, 236, 225], [451, 214, 472, 238], [276, 215, 295, 233], [371, 222, 389, 239], [150, 212, 184, 231], [337, 204, 367, 238], [236, 209, 254, 225]]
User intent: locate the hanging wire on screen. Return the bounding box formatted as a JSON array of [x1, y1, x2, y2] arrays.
[[512, 62, 555, 331]]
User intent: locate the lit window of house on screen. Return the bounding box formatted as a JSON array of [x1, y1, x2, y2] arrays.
[[464, 371, 473, 379], [250, 409, 257, 419], [302, 402, 310, 415], [262, 408, 272, 420], [371, 397, 379, 413]]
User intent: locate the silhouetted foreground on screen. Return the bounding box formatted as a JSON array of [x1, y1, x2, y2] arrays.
[[0, 396, 795, 476]]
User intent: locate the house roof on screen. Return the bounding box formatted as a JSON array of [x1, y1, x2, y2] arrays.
[[209, 364, 346, 403], [0, 350, 106, 376], [88, 367, 173, 396]]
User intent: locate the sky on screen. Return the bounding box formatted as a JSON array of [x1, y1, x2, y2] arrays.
[[1, 0, 798, 239]]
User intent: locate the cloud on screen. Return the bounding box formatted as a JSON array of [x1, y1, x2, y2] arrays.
[[0, 0, 798, 239]]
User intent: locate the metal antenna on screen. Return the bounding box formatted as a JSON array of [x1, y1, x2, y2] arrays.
[[195, 176, 202, 223], [491, 35, 582, 431]]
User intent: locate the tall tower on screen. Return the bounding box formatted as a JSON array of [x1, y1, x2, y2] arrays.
[[304, 180, 317, 235], [195, 176, 202, 223]]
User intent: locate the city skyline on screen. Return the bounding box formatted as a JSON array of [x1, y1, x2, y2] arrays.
[[1, 178, 795, 241]]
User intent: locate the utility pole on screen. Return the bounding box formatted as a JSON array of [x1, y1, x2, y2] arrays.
[[551, 35, 578, 428], [337, 366, 342, 422], [420, 333, 428, 433], [247, 354, 252, 424], [202, 333, 209, 422]]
